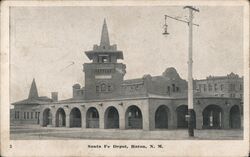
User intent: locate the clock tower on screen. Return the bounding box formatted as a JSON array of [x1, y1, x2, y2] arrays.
[[84, 19, 126, 100]]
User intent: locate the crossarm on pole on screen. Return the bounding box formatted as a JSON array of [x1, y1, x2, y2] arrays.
[[164, 15, 199, 27]]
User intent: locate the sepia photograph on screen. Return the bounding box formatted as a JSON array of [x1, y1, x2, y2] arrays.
[[1, 0, 249, 157]]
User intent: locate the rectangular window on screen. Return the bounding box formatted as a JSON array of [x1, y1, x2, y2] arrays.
[[176, 87, 179, 92], [14, 111, 16, 119], [24, 112, 26, 119], [208, 84, 212, 91], [220, 84, 224, 91], [96, 86, 99, 92], [199, 84, 202, 91], [31, 112, 33, 119], [98, 55, 110, 63], [214, 83, 217, 91], [230, 93, 236, 98], [240, 84, 243, 90], [204, 84, 207, 91], [167, 86, 171, 95], [172, 84, 176, 92], [230, 84, 236, 91], [27, 112, 29, 119], [17, 111, 19, 119], [35, 112, 37, 119], [108, 85, 111, 91]]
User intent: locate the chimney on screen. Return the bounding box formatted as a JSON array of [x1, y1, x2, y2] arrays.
[[73, 84, 81, 98], [51, 92, 58, 102]]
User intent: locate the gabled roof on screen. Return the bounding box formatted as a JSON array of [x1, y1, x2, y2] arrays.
[[12, 96, 52, 105]]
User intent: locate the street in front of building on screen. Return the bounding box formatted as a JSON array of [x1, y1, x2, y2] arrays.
[[10, 125, 242, 140]]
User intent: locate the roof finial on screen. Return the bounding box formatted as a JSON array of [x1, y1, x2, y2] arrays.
[[28, 78, 39, 99], [100, 18, 110, 46]]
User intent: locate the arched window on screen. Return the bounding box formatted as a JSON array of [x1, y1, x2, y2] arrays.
[[101, 83, 106, 91], [172, 84, 176, 92]]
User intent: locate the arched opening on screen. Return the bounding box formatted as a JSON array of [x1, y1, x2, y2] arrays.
[[43, 108, 52, 127], [125, 105, 142, 129], [230, 105, 241, 129], [203, 105, 222, 129], [155, 105, 170, 129], [56, 108, 66, 127], [86, 107, 99, 128], [104, 106, 119, 129], [176, 105, 188, 128], [70, 107, 82, 128]]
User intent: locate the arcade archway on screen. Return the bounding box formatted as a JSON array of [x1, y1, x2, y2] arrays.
[[86, 107, 99, 128], [42, 108, 52, 127], [155, 105, 170, 129], [176, 105, 188, 128], [70, 107, 82, 128], [56, 108, 66, 127], [230, 105, 241, 129], [104, 106, 119, 129], [203, 105, 222, 129], [125, 105, 142, 129]]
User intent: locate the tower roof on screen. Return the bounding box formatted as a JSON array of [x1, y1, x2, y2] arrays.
[[28, 78, 39, 99], [100, 19, 110, 46], [85, 19, 124, 60]]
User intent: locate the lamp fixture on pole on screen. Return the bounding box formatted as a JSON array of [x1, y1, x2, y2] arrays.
[[163, 6, 199, 137]]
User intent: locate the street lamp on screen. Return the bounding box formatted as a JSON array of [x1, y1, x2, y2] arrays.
[[163, 6, 199, 137]]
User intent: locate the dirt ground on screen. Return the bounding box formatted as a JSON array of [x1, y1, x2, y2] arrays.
[[10, 125, 243, 140]]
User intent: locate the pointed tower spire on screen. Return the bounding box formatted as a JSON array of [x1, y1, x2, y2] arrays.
[[28, 78, 39, 99], [100, 19, 110, 46]]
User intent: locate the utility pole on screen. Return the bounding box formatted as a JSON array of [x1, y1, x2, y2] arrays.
[[163, 6, 199, 137]]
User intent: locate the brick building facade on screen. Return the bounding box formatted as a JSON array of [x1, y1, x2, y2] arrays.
[[11, 20, 243, 130]]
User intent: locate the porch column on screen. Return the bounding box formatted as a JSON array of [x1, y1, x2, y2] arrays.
[[66, 114, 70, 128], [195, 109, 203, 129], [142, 105, 149, 131], [51, 110, 57, 127], [99, 109, 104, 129], [222, 108, 230, 129], [119, 108, 125, 130], [169, 107, 177, 129], [81, 109, 86, 129]]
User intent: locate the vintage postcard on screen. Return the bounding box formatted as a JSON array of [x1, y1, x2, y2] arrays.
[[0, 0, 249, 157]]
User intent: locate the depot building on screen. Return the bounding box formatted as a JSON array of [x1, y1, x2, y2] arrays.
[[11, 20, 243, 130]]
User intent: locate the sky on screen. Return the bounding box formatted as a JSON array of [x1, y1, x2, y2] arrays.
[[10, 6, 244, 102]]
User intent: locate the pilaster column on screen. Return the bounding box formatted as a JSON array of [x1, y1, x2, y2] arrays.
[[142, 105, 149, 131], [222, 109, 230, 129], [169, 108, 177, 129], [99, 109, 104, 129], [51, 110, 56, 127], [66, 115, 70, 128], [119, 108, 125, 129], [81, 109, 86, 129], [195, 108, 203, 129], [39, 110, 43, 126]]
